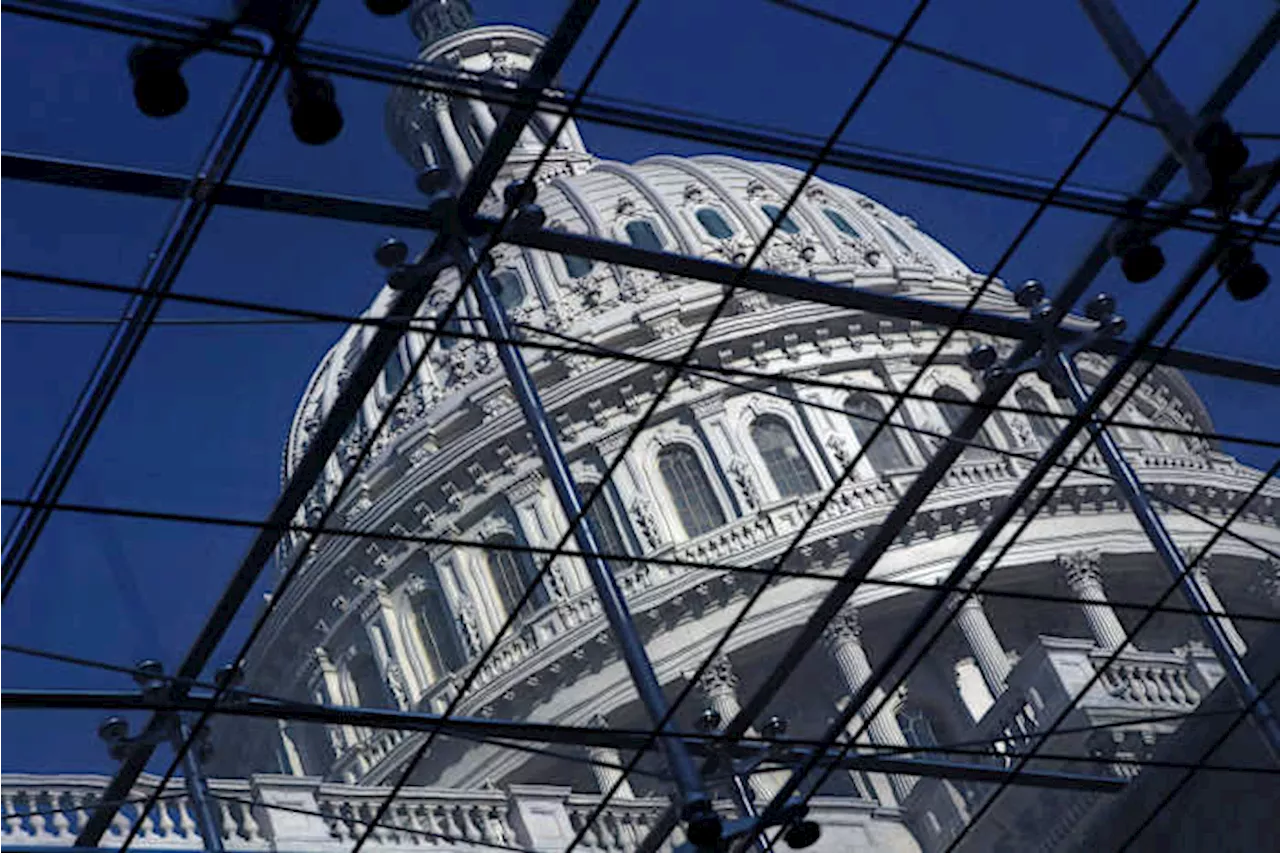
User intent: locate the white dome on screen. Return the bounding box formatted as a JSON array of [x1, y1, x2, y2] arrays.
[[283, 153, 976, 485]]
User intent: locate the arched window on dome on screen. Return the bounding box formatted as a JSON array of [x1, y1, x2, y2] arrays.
[[696, 207, 735, 239], [492, 270, 526, 311], [657, 445, 726, 538], [487, 535, 549, 619], [823, 208, 862, 238], [409, 580, 466, 676], [438, 315, 464, 350], [578, 483, 634, 571], [625, 220, 665, 252], [846, 394, 913, 473], [934, 386, 999, 460], [563, 253, 594, 279], [882, 224, 914, 256], [382, 344, 407, 395], [347, 652, 393, 708], [750, 416, 819, 498], [760, 203, 801, 234], [1015, 388, 1060, 447]]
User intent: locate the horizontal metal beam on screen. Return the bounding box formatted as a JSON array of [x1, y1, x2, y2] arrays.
[[6, 151, 1277, 387], [4, 0, 1277, 245], [2, 689, 1125, 792]]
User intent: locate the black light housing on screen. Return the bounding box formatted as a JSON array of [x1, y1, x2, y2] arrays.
[[1218, 244, 1270, 302], [1118, 241, 1165, 283], [364, 0, 413, 15], [783, 819, 821, 849], [128, 43, 189, 118], [1194, 119, 1249, 183], [684, 813, 723, 849], [288, 72, 343, 146]]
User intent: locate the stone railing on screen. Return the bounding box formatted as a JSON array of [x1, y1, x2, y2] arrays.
[[1, 775, 682, 852], [906, 636, 1225, 853]]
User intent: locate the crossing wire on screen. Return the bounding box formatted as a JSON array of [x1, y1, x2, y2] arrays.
[[765, 198, 1280, 853], [9, 266, 1280, 453], [620, 3, 1213, 849], [95, 3, 616, 851]]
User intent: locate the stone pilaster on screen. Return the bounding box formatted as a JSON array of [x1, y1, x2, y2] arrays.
[[950, 595, 1012, 694], [1059, 550, 1129, 651], [1185, 549, 1248, 657]]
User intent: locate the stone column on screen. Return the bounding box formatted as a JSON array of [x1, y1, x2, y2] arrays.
[[312, 648, 357, 748], [430, 93, 472, 178], [1185, 550, 1248, 656], [953, 656, 995, 723], [950, 594, 1012, 694], [821, 605, 914, 801], [1261, 558, 1280, 609], [374, 581, 424, 703], [277, 719, 305, 776], [695, 654, 778, 802], [1059, 550, 1129, 651], [585, 715, 634, 799]]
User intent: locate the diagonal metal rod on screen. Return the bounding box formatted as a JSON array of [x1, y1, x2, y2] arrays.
[[721, 0, 1277, 751], [64, 1, 596, 844], [458, 237, 711, 815], [0, 19, 282, 602], [1055, 349, 1280, 761], [7, 152, 1278, 387], [5, 0, 1279, 245], [0, 688, 1130, 791]]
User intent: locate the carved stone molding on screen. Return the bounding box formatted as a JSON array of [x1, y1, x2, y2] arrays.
[[821, 602, 861, 649], [696, 653, 739, 699], [1058, 548, 1104, 592]]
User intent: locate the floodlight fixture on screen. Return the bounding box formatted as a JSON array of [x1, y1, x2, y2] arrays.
[[287, 72, 344, 146], [128, 44, 189, 118], [374, 237, 410, 269]]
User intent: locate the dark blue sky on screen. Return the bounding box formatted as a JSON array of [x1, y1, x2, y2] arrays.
[[3, 0, 1277, 774]]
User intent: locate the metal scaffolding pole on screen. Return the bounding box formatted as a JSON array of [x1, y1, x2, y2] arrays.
[[171, 716, 225, 853], [455, 236, 713, 825], [5, 0, 1279, 245], [61, 0, 600, 842], [1053, 349, 1280, 764]]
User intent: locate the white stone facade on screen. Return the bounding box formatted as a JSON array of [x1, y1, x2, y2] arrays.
[[6, 4, 1279, 852]]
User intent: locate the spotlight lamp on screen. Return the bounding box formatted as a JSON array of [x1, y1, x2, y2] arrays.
[[967, 344, 998, 372], [1193, 119, 1249, 185], [364, 0, 413, 16], [1013, 279, 1045, 308], [98, 716, 132, 761], [695, 707, 723, 733], [760, 715, 789, 740], [416, 166, 453, 196], [1083, 293, 1116, 322], [374, 237, 410, 269], [287, 72, 344, 146], [782, 818, 822, 849], [128, 43, 189, 118], [684, 811, 724, 850], [1108, 228, 1165, 284], [1217, 243, 1270, 302]]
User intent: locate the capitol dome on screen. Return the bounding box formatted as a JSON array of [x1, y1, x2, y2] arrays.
[[208, 7, 1280, 853]]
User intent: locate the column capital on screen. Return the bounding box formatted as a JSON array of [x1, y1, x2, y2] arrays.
[[696, 653, 739, 698], [821, 602, 862, 649], [1180, 546, 1215, 581], [1261, 557, 1280, 606], [1058, 548, 1103, 591]]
